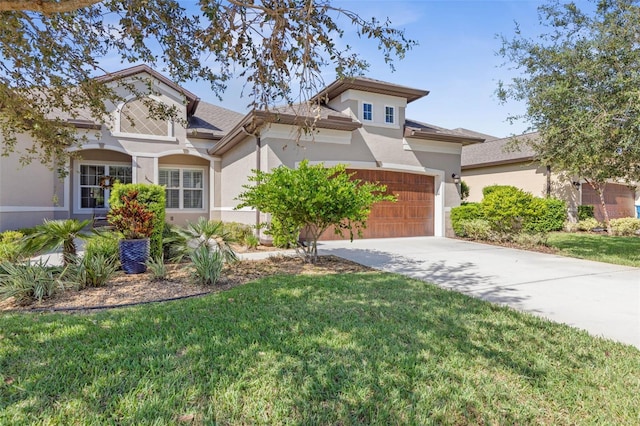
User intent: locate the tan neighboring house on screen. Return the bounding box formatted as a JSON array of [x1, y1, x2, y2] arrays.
[[461, 132, 640, 221], [0, 65, 485, 238]]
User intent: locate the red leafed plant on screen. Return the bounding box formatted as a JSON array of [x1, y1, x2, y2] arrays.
[[108, 190, 155, 239]]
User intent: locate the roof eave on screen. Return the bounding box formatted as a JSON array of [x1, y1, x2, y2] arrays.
[[95, 64, 201, 115], [405, 128, 485, 146], [462, 156, 537, 170], [208, 110, 361, 156], [312, 78, 429, 104]]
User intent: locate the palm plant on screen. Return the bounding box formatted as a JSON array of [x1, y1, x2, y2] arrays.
[[172, 218, 237, 263], [23, 219, 91, 266]]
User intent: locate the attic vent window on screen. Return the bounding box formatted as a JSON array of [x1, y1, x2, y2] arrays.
[[363, 103, 372, 121], [385, 106, 395, 124], [120, 98, 171, 137]]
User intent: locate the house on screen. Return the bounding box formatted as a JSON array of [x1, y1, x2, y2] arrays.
[[0, 65, 485, 238], [461, 132, 640, 221]]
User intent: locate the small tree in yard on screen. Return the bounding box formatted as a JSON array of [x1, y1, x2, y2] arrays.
[[236, 160, 396, 263]]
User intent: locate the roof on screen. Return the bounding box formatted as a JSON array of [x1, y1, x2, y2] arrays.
[[404, 119, 486, 146], [187, 101, 245, 140], [208, 103, 362, 156], [95, 64, 200, 116], [451, 128, 499, 142], [461, 132, 539, 169], [312, 76, 429, 104]]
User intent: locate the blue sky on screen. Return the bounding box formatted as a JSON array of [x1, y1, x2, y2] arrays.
[[177, 1, 548, 138]]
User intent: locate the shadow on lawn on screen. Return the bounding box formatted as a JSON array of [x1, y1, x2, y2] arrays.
[[1, 273, 634, 424], [320, 247, 533, 310]]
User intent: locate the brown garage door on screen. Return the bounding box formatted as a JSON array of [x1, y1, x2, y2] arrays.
[[582, 183, 635, 221], [320, 169, 434, 240]]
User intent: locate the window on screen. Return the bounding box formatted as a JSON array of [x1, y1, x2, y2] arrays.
[[385, 106, 395, 124], [79, 164, 132, 209], [120, 97, 171, 137], [363, 103, 372, 121], [159, 168, 204, 209]]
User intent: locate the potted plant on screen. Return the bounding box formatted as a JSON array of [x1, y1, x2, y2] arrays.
[[107, 189, 155, 274]]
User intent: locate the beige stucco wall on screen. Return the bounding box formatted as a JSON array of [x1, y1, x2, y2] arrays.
[[1, 72, 218, 231], [217, 117, 465, 236], [462, 162, 579, 219], [218, 136, 259, 225], [0, 134, 68, 231], [463, 163, 549, 202]]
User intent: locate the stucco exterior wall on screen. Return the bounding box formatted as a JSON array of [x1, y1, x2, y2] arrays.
[[218, 136, 258, 225], [463, 163, 549, 202], [0, 135, 68, 231], [462, 161, 579, 219], [254, 124, 462, 237]]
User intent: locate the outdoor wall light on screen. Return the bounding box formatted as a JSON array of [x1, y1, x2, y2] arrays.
[[451, 173, 461, 184], [572, 181, 581, 190]]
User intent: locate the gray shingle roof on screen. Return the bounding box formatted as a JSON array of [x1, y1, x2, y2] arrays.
[[461, 132, 539, 169], [451, 128, 499, 141], [187, 101, 245, 139]]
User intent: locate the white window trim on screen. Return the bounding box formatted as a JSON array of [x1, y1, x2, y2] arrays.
[[112, 95, 177, 142], [74, 160, 133, 214], [384, 105, 395, 124], [362, 102, 373, 122], [159, 165, 208, 212]]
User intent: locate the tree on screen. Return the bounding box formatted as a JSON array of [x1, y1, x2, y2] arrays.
[[236, 160, 396, 263], [497, 0, 640, 232], [0, 0, 414, 174], [22, 219, 91, 266]]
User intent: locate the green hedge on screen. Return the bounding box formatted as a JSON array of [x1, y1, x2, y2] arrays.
[[109, 183, 166, 258], [451, 186, 567, 237], [578, 205, 595, 221], [481, 186, 534, 233], [450, 203, 482, 236], [524, 197, 567, 233]]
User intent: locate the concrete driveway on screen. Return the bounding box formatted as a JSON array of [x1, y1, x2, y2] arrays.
[[318, 237, 640, 349]]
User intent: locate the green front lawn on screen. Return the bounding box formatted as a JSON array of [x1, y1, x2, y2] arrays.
[[2, 272, 639, 424], [547, 232, 640, 267]]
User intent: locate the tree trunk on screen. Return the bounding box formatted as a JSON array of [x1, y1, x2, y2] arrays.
[[590, 180, 612, 234]]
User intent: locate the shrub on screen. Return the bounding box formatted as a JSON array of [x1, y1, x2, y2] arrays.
[[22, 219, 91, 266], [577, 217, 602, 231], [84, 231, 120, 262], [162, 224, 184, 262], [109, 183, 165, 259], [482, 185, 504, 197], [146, 255, 168, 280], [0, 260, 62, 304], [524, 198, 566, 233], [190, 245, 223, 285], [0, 230, 25, 262], [461, 219, 492, 240], [513, 232, 549, 248], [609, 218, 640, 236], [578, 205, 595, 221], [245, 234, 259, 249], [267, 216, 299, 248], [564, 221, 580, 233], [481, 186, 534, 233], [66, 253, 118, 289], [223, 222, 254, 245], [450, 203, 483, 236], [173, 218, 237, 263], [460, 180, 470, 200], [108, 189, 155, 240]]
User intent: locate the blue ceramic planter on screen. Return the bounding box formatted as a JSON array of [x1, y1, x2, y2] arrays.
[[119, 238, 149, 274]]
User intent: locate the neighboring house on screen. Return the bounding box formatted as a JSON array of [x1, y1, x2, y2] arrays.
[[461, 132, 640, 221], [0, 65, 485, 238]]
